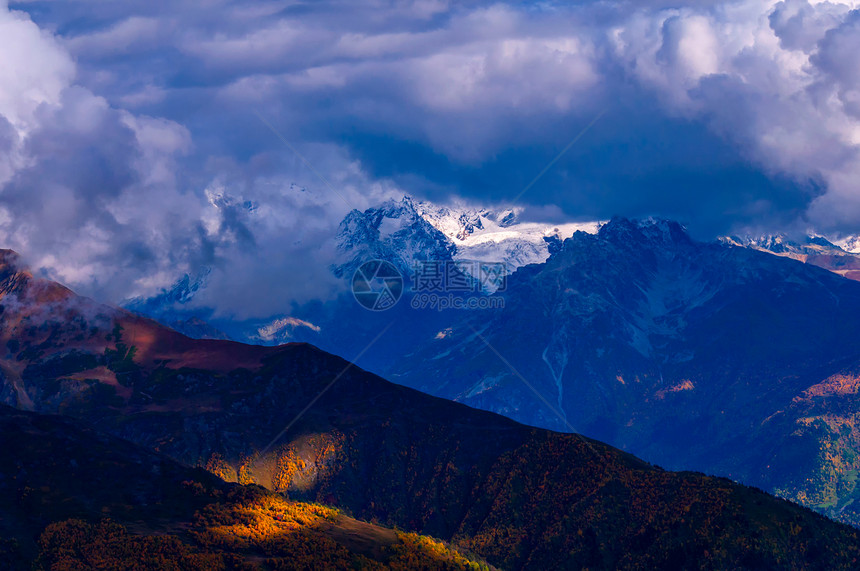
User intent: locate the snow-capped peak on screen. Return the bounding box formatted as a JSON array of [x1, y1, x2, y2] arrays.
[[719, 233, 845, 258], [832, 235, 860, 254], [719, 232, 860, 282], [413, 199, 597, 253], [333, 195, 599, 289], [123, 267, 211, 315], [255, 316, 321, 344]]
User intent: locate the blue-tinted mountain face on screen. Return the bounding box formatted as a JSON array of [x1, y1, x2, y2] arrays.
[[293, 215, 860, 524], [377, 217, 860, 524], [126, 201, 860, 525]]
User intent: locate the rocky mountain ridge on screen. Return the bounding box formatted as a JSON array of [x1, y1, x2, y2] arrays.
[[721, 233, 860, 281], [381, 217, 860, 525]]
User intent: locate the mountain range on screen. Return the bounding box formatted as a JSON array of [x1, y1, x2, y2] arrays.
[[380, 218, 860, 522], [720, 234, 860, 282], [123, 196, 860, 529], [3, 247, 860, 568], [127, 195, 860, 345], [123, 196, 598, 343]]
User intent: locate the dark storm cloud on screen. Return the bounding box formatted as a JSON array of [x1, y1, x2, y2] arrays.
[[3, 0, 860, 315]]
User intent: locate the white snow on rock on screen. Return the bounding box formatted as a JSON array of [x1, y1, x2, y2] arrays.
[[413, 198, 599, 271], [334, 195, 599, 289]]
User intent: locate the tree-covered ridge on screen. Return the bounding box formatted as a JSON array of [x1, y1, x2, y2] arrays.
[[764, 364, 860, 525], [0, 405, 490, 570], [11, 340, 860, 569], [34, 491, 492, 570]]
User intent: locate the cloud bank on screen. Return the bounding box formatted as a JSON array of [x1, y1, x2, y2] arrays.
[[2, 0, 860, 316]]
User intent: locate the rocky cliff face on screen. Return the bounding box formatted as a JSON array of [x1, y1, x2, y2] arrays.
[[380, 218, 860, 525]]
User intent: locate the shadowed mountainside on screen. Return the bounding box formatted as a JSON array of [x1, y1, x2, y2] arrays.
[[0, 404, 493, 570], [2, 249, 860, 569], [370, 218, 860, 525]]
